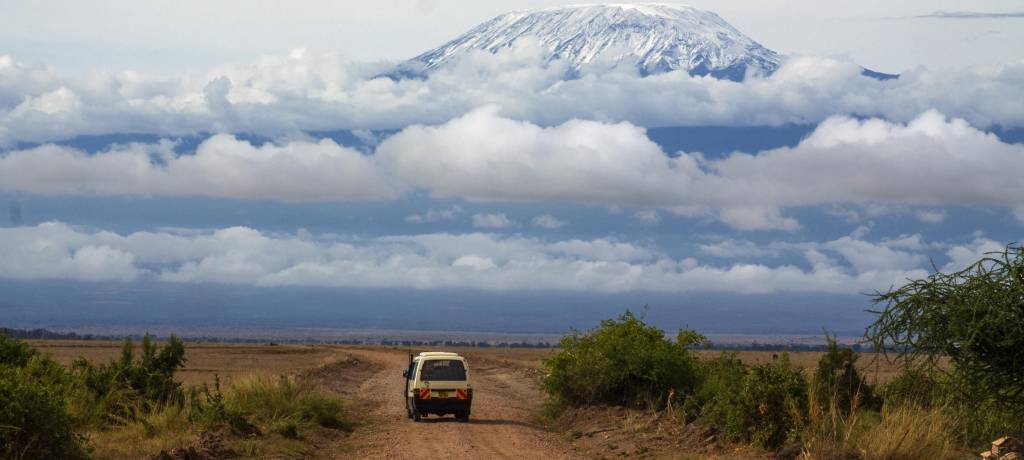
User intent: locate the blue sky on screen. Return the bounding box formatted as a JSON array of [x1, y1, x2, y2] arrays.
[[1, 1, 1022, 336]]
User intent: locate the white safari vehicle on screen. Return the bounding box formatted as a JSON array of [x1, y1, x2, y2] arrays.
[[403, 352, 472, 422]]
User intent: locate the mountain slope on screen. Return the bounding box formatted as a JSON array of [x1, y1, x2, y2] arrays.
[[397, 3, 783, 81]]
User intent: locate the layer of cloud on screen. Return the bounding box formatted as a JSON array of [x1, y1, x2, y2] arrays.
[[7, 221, 1007, 294], [3, 109, 1023, 229], [531, 214, 566, 229], [0, 135, 399, 201], [376, 107, 691, 206], [916, 11, 1024, 19], [1, 48, 1024, 146]]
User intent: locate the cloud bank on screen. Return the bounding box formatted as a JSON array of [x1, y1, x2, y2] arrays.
[[1, 48, 1023, 146], [0, 135, 399, 201], [916, 11, 1024, 19], [3, 109, 1023, 230], [8, 221, 1007, 294]]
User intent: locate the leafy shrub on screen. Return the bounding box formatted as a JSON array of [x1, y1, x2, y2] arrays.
[[701, 354, 808, 449], [0, 336, 86, 460], [542, 311, 700, 409], [813, 337, 877, 414], [684, 352, 746, 420], [0, 334, 38, 368], [72, 334, 187, 424], [880, 367, 944, 408]]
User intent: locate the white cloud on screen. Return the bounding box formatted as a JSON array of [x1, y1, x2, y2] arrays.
[[915, 209, 947, 223], [1014, 207, 1024, 224], [5, 221, 1008, 295], [1, 51, 1023, 146], [943, 237, 1007, 272], [471, 213, 515, 229], [824, 236, 926, 273], [0, 222, 140, 282], [883, 234, 926, 251], [531, 214, 566, 229], [717, 207, 800, 232], [452, 254, 497, 270], [0, 135, 400, 201], [699, 239, 777, 258], [376, 107, 692, 206]]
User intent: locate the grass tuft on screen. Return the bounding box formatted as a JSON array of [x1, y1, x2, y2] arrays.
[[856, 404, 960, 460], [226, 375, 352, 435]]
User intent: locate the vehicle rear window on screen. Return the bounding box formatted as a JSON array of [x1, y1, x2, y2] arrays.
[[419, 359, 466, 381]]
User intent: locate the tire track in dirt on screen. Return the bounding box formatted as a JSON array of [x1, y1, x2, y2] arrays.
[[325, 348, 580, 460]]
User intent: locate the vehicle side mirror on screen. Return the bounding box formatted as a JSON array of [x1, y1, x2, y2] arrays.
[[402, 370, 408, 378]]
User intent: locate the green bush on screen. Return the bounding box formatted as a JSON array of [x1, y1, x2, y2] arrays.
[[0, 334, 38, 368], [542, 311, 700, 408], [880, 367, 944, 408], [813, 337, 877, 413], [686, 352, 746, 417], [0, 336, 86, 460], [72, 334, 187, 424], [701, 354, 808, 449]]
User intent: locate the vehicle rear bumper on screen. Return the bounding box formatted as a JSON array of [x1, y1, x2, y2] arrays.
[[412, 397, 472, 414]]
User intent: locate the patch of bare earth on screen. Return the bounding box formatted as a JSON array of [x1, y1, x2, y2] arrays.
[[551, 406, 772, 460], [319, 347, 581, 460]]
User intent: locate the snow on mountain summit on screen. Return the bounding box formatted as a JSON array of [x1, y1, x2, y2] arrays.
[[397, 3, 783, 81]]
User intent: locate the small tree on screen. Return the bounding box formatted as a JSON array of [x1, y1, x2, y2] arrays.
[[866, 244, 1024, 417]]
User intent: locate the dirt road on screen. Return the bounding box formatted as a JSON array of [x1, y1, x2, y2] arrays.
[[324, 348, 581, 460]]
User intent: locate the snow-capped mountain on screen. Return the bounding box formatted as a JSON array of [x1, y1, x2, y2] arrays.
[[396, 3, 783, 81]]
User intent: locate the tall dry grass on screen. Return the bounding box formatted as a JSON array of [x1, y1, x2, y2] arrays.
[[798, 376, 964, 460], [87, 403, 196, 459], [226, 374, 351, 436], [856, 404, 960, 460], [87, 374, 351, 458], [798, 376, 863, 459]]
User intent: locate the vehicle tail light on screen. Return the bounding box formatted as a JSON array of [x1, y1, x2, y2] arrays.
[[419, 388, 431, 400], [456, 388, 468, 400]]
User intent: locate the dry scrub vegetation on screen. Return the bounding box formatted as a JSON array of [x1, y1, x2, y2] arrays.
[[0, 335, 355, 459], [538, 314, 976, 459], [538, 245, 1024, 459]]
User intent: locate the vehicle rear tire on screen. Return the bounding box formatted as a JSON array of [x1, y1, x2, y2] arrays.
[[457, 411, 470, 423], [413, 411, 422, 422]]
